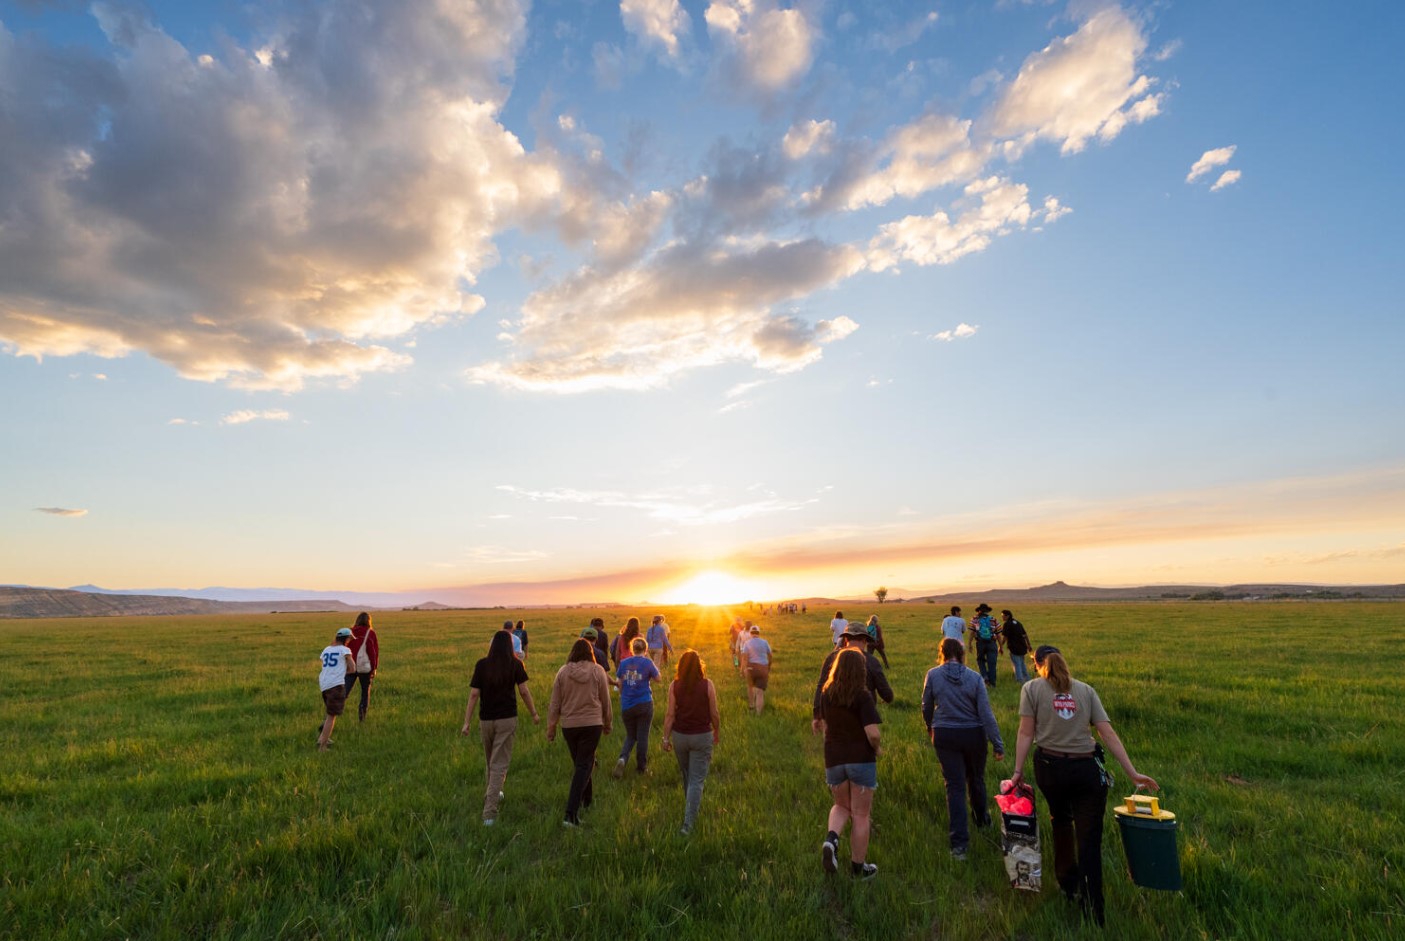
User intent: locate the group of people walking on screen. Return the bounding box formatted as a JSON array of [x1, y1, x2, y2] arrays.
[[317, 605, 1157, 927]]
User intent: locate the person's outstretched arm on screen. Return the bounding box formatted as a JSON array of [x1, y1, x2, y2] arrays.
[[1094, 721, 1158, 790]]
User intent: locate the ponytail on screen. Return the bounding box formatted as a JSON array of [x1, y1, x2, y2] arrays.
[[1041, 651, 1072, 694]]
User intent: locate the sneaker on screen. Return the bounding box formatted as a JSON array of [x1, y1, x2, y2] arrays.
[[679, 825, 691, 836], [562, 816, 580, 829], [612, 759, 625, 779], [951, 847, 968, 861], [821, 839, 838, 874], [483, 818, 495, 827], [854, 862, 878, 880]]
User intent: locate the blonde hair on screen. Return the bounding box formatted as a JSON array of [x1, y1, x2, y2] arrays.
[[822, 648, 867, 708], [1039, 651, 1072, 694]]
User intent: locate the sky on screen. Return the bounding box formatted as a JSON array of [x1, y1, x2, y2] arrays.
[[2, 0, 1403, 606]]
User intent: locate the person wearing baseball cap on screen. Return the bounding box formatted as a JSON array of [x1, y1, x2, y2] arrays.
[[1010, 644, 1159, 926], [740, 624, 773, 716], [811, 625, 893, 733], [316, 627, 355, 751]]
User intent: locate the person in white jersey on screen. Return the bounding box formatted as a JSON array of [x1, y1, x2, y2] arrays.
[[940, 606, 967, 647], [317, 627, 354, 751], [829, 611, 850, 646]]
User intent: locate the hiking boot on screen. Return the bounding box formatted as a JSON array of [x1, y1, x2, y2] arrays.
[[821, 839, 838, 874]]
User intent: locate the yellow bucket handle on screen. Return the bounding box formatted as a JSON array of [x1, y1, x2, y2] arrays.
[[1124, 793, 1161, 817]]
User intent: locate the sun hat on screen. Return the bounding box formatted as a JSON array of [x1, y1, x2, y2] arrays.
[[841, 624, 872, 641], [975, 603, 992, 613], [749, 625, 761, 634], [1034, 644, 1060, 664], [336, 627, 352, 638]]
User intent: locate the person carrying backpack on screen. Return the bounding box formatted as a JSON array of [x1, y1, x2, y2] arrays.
[[967, 604, 1000, 689]]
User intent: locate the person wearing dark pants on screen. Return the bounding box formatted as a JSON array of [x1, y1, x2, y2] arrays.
[[547, 639, 613, 827], [968, 604, 1000, 688], [343, 611, 379, 721], [921, 638, 1004, 859], [1010, 645, 1158, 927], [614, 637, 660, 776]]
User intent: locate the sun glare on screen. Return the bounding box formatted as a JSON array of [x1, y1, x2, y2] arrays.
[[657, 570, 760, 606]]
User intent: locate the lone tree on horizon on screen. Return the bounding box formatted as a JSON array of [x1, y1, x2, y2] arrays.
[[874, 586, 888, 604]]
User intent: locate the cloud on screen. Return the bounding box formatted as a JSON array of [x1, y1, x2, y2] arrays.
[[988, 7, 1164, 155], [469, 238, 863, 392], [220, 408, 291, 425], [620, 0, 691, 61], [0, 0, 544, 390], [868, 177, 1065, 271], [863, 10, 940, 53], [933, 322, 978, 342], [167, 417, 199, 425], [1187, 145, 1237, 182], [1210, 169, 1242, 192], [828, 113, 989, 211], [35, 506, 88, 517], [705, 0, 817, 93], [782, 119, 836, 160], [497, 483, 819, 525]]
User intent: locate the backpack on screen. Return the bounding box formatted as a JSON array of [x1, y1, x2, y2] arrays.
[[976, 615, 995, 641]]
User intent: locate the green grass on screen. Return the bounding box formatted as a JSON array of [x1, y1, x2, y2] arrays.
[[2, 603, 1403, 939]]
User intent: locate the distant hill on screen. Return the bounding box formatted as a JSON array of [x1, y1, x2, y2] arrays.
[[848, 580, 1405, 604], [0, 587, 362, 619]]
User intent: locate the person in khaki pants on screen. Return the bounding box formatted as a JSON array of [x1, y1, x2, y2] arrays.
[[461, 631, 539, 826]]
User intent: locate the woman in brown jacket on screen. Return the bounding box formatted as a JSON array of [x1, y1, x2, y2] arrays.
[[547, 638, 613, 827]]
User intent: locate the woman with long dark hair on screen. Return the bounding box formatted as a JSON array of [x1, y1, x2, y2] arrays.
[[921, 638, 1004, 860], [343, 611, 379, 722], [660, 649, 720, 835], [819, 647, 881, 879], [547, 638, 613, 827], [1010, 645, 1159, 926], [461, 631, 539, 826], [611, 616, 642, 669]]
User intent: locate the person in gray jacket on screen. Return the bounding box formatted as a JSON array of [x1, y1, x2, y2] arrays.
[[921, 637, 1005, 859]]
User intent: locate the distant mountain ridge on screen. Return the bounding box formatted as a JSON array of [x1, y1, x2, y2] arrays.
[[0, 587, 366, 619], [846, 580, 1405, 604]]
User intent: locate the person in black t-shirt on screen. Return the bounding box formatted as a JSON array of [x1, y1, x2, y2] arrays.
[[461, 631, 540, 826], [1001, 609, 1032, 683], [818, 648, 882, 880]]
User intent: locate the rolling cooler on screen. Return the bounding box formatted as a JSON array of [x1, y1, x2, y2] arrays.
[[997, 781, 1041, 891]]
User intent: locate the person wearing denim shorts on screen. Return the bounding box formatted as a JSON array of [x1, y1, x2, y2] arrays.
[[817, 648, 882, 880]]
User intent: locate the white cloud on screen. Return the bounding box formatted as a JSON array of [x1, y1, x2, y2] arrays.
[[988, 7, 1163, 154], [1188, 146, 1237, 182], [167, 417, 199, 425], [451, 546, 551, 565], [220, 408, 291, 426], [497, 483, 818, 526], [868, 177, 1065, 270], [0, 1, 543, 391], [469, 239, 864, 392], [932, 323, 979, 342], [35, 506, 88, 517], [1210, 169, 1242, 192], [620, 0, 691, 61], [705, 0, 817, 93], [782, 119, 836, 159], [834, 114, 989, 211]]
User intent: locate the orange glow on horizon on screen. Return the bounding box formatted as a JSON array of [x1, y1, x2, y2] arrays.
[[654, 570, 767, 606]]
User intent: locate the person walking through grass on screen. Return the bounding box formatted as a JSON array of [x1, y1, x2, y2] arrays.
[[500, 619, 524, 659], [818, 648, 881, 880], [865, 614, 889, 668], [968, 604, 1000, 688], [729, 616, 746, 671], [1010, 645, 1159, 927], [660, 649, 720, 836], [940, 605, 966, 647], [461, 631, 540, 826], [513, 619, 529, 661], [921, 638, 1005, 860], [647, 614, 674, 668], [613, 637, 660, 778], [1001, 610, 1031, 682], [317, 627, 354, 751], [829, 610, 849, 646], [611, 616, 642, 669], [343, 612, 379, 722], [811, 626, 893, 733], [740, 624, 772, 716], [547, 639, 613, 827]]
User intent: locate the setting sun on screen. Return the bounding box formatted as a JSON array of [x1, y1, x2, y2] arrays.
[[654, 570, 763, 607]]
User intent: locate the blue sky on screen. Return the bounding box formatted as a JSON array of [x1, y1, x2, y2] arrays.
[[2, 1, 1402, 604]]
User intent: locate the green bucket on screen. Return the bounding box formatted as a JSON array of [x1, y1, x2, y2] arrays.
[[1113, 795, 1182, 891]]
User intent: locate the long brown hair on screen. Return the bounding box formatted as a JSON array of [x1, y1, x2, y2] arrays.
[[1039, 651, 1072, 694], [938, 637, 964, 664], [354, 611, 371, 629], [674, 648, 705, 693], [822, 647, 867, 708], [567, 638, 595, 664]]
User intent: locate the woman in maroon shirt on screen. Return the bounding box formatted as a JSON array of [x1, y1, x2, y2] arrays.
[[660, 649, 720, 836]]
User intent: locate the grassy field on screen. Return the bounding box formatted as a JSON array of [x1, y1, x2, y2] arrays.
[[2, 602, 1402, 940]]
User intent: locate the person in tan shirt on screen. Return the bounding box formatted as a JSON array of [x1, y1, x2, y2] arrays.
[[547, 639, 613, 827]]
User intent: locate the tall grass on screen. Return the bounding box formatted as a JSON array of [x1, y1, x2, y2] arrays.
[[1, 603, 1402, 939]]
